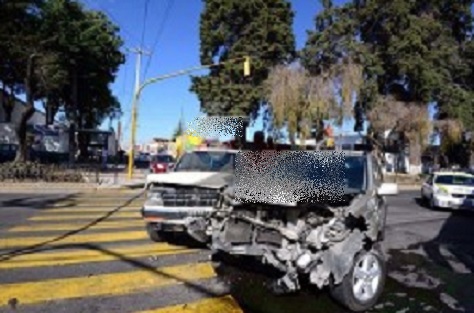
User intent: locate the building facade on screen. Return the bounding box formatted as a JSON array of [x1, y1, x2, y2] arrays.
[[0, 93, 46, 125]]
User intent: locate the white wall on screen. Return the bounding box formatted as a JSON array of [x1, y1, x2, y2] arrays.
[[0, 93, 46, 125]]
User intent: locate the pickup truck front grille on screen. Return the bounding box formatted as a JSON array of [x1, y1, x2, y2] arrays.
[[161, 187, 219, 207]]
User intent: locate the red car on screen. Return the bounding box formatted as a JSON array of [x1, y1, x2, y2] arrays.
[[150, 154, 175, 174]]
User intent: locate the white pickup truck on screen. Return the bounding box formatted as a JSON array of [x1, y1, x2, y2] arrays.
[[141, 148, 237, 243]]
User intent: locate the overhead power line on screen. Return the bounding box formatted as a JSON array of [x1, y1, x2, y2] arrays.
[[82, 0, 142, 45], [140, 0, 151, 49], [143, 0, 175, 78]]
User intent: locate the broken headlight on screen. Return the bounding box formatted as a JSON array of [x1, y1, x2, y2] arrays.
[[146, 190, 164, 206]]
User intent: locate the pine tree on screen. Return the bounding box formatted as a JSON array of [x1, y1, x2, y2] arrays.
[[190, 0, 296, 119]]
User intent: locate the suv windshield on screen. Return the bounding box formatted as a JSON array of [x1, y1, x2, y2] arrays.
[[174, 151, 235, 172], [344, 156, 366, 192], [294, 154, 366, 193], [153, 155, 173, 163], [234, 151, 366, 203], [435, 175, 474, 186]]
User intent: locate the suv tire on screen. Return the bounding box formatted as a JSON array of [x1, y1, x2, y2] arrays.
[[146, 223, 165, 242], [329, 248, 387, 312]]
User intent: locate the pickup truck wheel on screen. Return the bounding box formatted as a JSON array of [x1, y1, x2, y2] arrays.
[[146, 223, 164, 242], [329, 249, 386, 312]]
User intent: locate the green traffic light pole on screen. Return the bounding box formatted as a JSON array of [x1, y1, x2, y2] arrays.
[[127, 56, 251, 179]]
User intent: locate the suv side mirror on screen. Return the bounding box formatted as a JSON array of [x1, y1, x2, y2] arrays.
[[377, 183, 399, 196]]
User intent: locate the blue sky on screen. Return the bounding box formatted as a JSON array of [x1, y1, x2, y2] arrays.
[[80, 0, 334, 146]]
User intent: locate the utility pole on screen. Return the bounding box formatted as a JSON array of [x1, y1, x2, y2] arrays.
[[126, 54, 251, 179], [128, 47, 150, 179]]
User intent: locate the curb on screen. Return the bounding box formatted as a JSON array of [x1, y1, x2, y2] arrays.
[[0, 183, 145, 193], [398, 185, 421, 191]]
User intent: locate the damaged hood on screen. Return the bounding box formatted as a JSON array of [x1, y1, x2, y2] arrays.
[[146, 171, 234, 189]]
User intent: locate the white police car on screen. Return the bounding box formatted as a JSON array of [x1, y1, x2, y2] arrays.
[[421, 170, 474, 210]]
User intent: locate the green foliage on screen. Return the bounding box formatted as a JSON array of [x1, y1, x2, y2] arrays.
[[38, 0, 125, 128], [190, 0, 296, 119], [0, 0, 124, 161], [301, 0, 474, 131]]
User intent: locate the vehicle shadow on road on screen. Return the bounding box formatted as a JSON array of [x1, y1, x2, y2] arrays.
[[210, 253, 348, 313], [1, 241, 230, 300], [419, 209, 474, 273], [0, 195, 75, 210], [401, 203, 474, 312]]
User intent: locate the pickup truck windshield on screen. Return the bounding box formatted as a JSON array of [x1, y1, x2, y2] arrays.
[[174, 151, 235, 172]]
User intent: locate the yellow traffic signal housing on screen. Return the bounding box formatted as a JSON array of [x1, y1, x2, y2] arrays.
[[243, 56, 251, 77]]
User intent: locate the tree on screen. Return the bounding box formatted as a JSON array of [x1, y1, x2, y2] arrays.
[[38, 1, 124, 161], [367, 96, 432, 166], [264, 61, 362, 146], [0, 0, 44, 123], [302, 0, 474, 167], [0, 0, 124, 162], [190, 0, 296, 120]]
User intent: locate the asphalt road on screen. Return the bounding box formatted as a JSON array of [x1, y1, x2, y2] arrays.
[[0, 190, 473, 313]]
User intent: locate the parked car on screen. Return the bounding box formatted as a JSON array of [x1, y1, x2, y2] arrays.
[[149, 154, 175, 174], [0, 144, 17, 163], [421, 170, 474, 210], [142, 148, 237, 243], [211, 149, 398, 312]]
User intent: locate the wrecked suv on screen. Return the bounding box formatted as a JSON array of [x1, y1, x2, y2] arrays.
[[210, 149, 398, 312]]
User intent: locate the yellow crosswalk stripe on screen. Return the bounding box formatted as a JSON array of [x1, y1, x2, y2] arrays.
[[39, 207, 142, 214], [9, 220, 145, 233], [136, 296, 243, 313], [50, 200, 144, 206], [29, 211, 140, 221], [0, 263, 216, 306], [1, 230, 148, 249], [0, 243, 197, 269]]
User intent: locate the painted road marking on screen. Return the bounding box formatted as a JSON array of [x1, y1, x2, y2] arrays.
[[9, 220, 145, 233], [136, 296, 243, 313], [1, 230, 148, 249], [0, 243, 196, 269], [39, 206, 142, 214], [29, 211, 140, 221], [0, 190, 246, 312], [48, 199, 145, 208], [0, 263, 216, 306], [439, 244, 472, 274]]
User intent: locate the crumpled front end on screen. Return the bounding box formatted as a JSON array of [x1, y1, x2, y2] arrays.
[[210, 190, 384, 292]]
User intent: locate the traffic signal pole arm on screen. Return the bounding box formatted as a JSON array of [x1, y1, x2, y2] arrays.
[[139, 57, 249, 94], [127, 56, 251, 180]]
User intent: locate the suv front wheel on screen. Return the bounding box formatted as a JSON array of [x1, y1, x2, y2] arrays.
[[330, 248, 387, 312], [146, 223, 165, 242]]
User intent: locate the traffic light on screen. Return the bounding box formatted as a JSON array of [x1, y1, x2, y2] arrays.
[[243, 56, 251, 77]]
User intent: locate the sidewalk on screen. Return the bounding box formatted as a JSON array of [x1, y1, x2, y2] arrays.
[[0, 174, 146, 193], [397, 184, 421, 191]]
